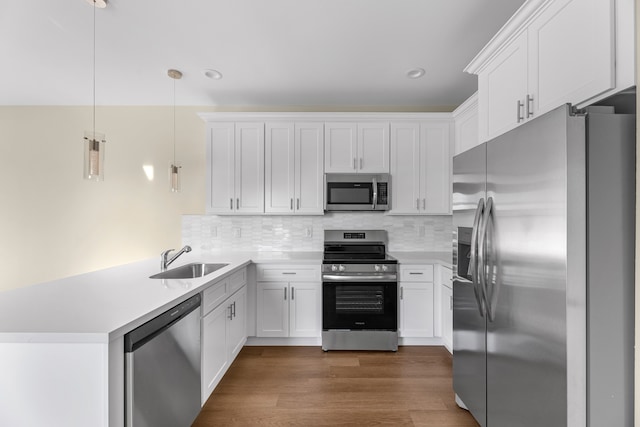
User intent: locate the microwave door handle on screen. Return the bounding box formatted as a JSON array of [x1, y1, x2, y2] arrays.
[[372, 177, 378, 209]]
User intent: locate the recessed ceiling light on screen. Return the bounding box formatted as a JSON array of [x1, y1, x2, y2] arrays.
[[406, 68, 426, 79], [86, 0, 107, 8], [203, 69, 223, 80]]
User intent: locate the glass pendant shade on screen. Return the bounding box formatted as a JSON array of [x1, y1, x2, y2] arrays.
[[170, 163, 181, 192], [84, 131, 106, 181]]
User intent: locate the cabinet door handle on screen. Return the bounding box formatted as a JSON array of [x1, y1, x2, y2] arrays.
[[517, 99, 524, 123], [353, 158, 357, 170], [291, 287, 295, 300], [290, 198, 294, 210], [284, 287, 287, 300], [526, 94, 534, 118], [236, 198, 239, 210], [297, 198, 300, 210], [230, 198, 233, 210], [400, 286, 403, 300], [232, 301, 236, 318], [228, 305, 233, 320], [359, 158, 363, 169], [416, 198, 420, 210], [422, 199, 426, 210]]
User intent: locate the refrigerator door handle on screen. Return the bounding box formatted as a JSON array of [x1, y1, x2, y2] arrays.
[[478, 196, 495, 322], [469, 198, 486, 317]]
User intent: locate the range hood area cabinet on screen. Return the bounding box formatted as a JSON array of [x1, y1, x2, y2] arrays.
[[206, 122, 265, 214], [466, 0, 634, 142], [324, 122, 390, 173]]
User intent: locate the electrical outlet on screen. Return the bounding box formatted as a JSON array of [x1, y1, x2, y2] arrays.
[[304, 227, 312, 238], [233, 227, 241, 238]]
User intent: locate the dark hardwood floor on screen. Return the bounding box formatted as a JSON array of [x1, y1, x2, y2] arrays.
[[193, 346, 479, 426]]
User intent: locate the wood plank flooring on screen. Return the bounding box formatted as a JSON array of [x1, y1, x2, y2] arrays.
[[193, 346, 479, 427]]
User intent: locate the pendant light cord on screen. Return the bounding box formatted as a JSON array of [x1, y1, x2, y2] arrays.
[[173, 78, 176, 164], [92, 2, 96, 138]]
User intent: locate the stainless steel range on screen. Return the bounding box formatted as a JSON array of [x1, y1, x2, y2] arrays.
[[322, 230, 398, 351]]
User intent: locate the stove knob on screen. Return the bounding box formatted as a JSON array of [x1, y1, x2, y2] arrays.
[[331, 264, 338, 272], [374, 264, 381, 272], [339, 264, 346, 272], [381, 265, 388, 272]]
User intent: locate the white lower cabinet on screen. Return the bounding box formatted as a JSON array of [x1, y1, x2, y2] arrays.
[[256, 265, 321, 338], [201, 269, 247, 405], [398, 265, 435, 338], [436, 264, 453, 353], [441, 283, 453, 353]]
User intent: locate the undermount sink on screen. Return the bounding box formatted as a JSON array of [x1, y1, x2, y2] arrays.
[[149, 263, 229, 279]]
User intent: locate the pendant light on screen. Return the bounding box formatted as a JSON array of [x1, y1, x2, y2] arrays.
[[83, 0, 106, 181], [168, 69, 182, 192]]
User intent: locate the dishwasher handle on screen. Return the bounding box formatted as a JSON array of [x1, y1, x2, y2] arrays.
[[125, 293, 201, 353]]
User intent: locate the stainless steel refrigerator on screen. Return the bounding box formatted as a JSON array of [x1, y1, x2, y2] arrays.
[[452, 103, 635, 426]]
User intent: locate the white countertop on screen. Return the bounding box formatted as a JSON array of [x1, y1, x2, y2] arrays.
[[0, 250, 450, 343], [389, 251, 452, 268]]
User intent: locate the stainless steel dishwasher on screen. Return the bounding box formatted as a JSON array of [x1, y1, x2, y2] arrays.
[[125, 293, 201, 427]]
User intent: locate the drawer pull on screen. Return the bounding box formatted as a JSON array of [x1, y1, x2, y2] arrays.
[[282, 272, 297, 275], [409, 272, 423, 275]]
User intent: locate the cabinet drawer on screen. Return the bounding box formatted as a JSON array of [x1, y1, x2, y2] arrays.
[[256, 264, 320, 282], [202, 279, 229, 316], [229, 268, 247, 294], [399, 265, 434, 282]]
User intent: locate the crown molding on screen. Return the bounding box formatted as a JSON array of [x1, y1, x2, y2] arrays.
[[464, 0, 552, 75]]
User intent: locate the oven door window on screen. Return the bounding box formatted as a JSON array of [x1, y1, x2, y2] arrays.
[[323, 282, 397, 330], [327, 183, 372, 205]]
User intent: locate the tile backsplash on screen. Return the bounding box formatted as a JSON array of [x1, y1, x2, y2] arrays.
[[182, 213, 452, 252]]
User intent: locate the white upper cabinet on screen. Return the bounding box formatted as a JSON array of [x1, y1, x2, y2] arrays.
[[324, 122, 389, 173], [478, 30, 529, 141], [467, 0, 630, 142], [452, 93, 479, 156], [390, 121, 452, 215], [529, 0, 615, 115], [265, 122, 324, 215], [206, 122, 265, 214]]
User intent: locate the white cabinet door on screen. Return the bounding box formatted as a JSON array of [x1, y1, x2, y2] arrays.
[[256, 282, 289, 337], [528, 0, 615, 117], [201, 302, 229, 404], [453, 93, 479, 156], [265, 122, 295, 213], [289, 282, 321, 338], [324, 122, 357, 172], [235, 123, 264, 213], [324, 122, 389, 173], [295, 123, 324, 214], [206, 122, 264, 214], [399, 282, 434, 338], [228, 286, 247, 361], [390, 122, 452, 215], [421, 122, 451, 215], [478, 31, 528, 142], [358, 122, 389, 173], [390, 122, 421, 214], [441, 284, 453, 353], [206, 123, 235, 214]]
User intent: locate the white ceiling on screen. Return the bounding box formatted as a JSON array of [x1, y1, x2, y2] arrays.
[[0, 0, 525, 108]]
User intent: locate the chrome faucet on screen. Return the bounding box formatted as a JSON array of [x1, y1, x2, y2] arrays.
[[160, 245, 192, 271]]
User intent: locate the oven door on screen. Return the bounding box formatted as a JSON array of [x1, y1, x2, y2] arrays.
[[322, 280, 397, 330]]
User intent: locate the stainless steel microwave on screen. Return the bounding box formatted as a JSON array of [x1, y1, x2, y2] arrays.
[[324, 173, 390, 211]]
